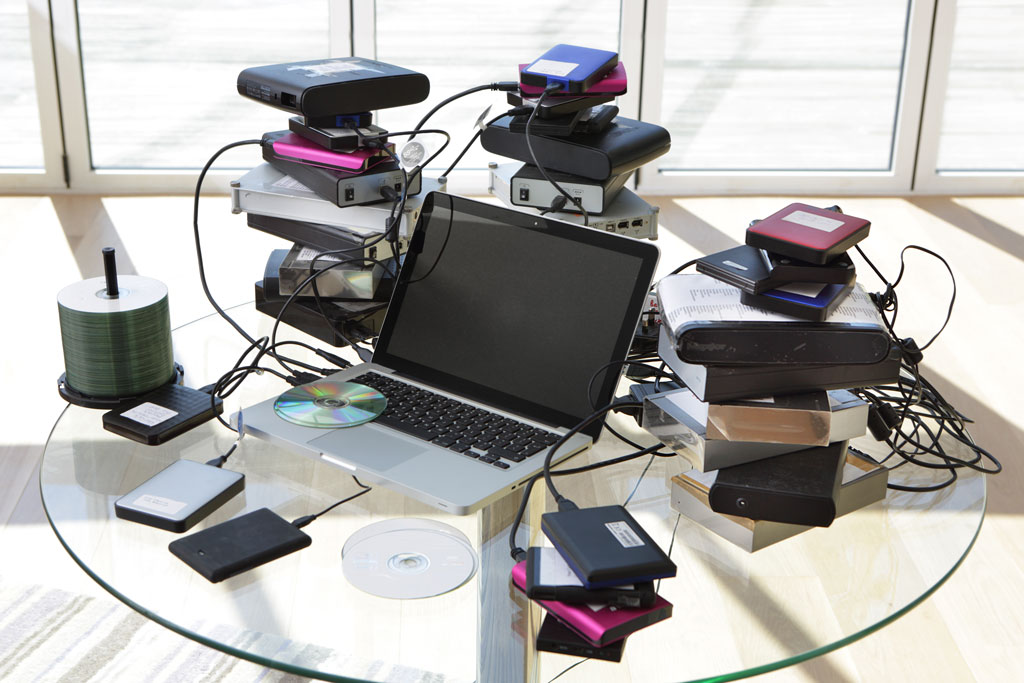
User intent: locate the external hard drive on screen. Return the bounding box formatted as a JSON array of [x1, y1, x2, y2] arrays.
[[536, 614, 626, 662], [708, 441, 848, 527], [760, 249, 856, 286], [288, 116, 388, 152], [512, 560, 672, 647], [265, 131, 394, 172], [745, 203, 870, 265], [695, 245, 775, 294], [525, 546, 657, 608], [520, 45, 619, 94], [237, 57, 429, 117], [103, 383, 223, 445], [519, 61, 628, 98], [541, 505, 676, 589], [115, 459, 244, 533], [740, 281, 855, 322], [168, 508, 311, 583]]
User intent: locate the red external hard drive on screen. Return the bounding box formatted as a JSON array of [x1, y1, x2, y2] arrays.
[[745, 204, 870, 265]]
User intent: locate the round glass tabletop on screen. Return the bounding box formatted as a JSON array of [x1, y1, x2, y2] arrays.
[[41, 307, 985, 683]]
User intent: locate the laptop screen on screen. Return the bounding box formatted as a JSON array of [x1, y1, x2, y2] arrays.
[[373, 193, 659, 439]]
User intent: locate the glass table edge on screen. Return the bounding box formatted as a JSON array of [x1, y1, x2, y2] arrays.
[[679, 489, 987, 683], [38, 303, 989, 682], [37, 408, 377, 683]]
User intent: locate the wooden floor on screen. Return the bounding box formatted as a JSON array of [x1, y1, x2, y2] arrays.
[[0, 192, 1021, 682]]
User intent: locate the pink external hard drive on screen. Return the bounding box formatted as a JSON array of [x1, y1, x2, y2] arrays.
[[271, 132, 393, 171], [745, 203, 870, 265], [511, 559, 672, 647]]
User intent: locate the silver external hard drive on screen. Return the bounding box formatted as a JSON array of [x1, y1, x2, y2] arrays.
[[231, 163, 445, 239], [488, 161, 658, 240]]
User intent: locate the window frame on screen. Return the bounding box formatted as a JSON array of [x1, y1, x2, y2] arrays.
[[5, 0, 1022, 197]]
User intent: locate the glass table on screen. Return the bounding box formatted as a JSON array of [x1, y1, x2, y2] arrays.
[[41, 306, 986, 682]]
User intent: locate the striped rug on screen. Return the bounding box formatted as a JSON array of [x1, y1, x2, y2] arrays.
[[0, 580, 466, 683]]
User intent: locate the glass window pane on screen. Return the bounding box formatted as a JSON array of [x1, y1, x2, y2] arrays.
[[936, 0, 1024, 171], [659, 1, 908, 172], [0, 0, 45, 168], [374, 1, 621, 172], [77, 1, 329, 169]]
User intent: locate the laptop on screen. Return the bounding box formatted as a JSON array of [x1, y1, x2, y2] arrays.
[[243, 192, 659, 514]]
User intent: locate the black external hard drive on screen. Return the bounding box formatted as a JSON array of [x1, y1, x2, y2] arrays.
[[526, 546, 657, 608], [288, 116, 388, 152], [114, 459, 244, 533], [695, 245, 775, 294], [237, 57, 429, 117], [761, 249, 856, 287], [541, 505, 676, 589], [168, 508, 311, 583], [103, 383, 223, 445], [708, 441, 848, 527], [506, 91, 615, 119], [740, 281, 854, 322], [536, 614, 626, 662], [481, 115, 671, 180]]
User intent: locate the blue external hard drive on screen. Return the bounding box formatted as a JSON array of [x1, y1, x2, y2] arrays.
[[520, 44, 619, 94], [740, 281, 854, 322]]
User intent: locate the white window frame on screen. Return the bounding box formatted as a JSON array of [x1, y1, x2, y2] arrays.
[[634, 0, 936, 196], [9, 0, 1022, 197], [911, 0, 1024, 194], [43, 0, 352, 195], [0, 0, 68, 191]]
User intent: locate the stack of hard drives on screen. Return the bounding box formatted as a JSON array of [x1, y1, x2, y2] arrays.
[[642, 204, 901, 551], [511, 524, 676, 662], [232, 57, 442, 346], [484, 45, 670, 240]]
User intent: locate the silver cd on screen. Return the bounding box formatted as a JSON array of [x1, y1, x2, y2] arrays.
[[342, 518, 478, 599]]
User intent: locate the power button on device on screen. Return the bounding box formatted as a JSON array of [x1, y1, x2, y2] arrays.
[[736, 498, 748, 511]]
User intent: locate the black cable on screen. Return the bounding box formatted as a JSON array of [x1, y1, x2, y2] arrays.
[[525, 87, 589, 225], [622, 453, 658, 507], [543, 400, 645, 509], [509, 441, 666, 562], [667, 257, 700, 277], [547, 658, 591, 683], [192, 139, 333, 378], [412, 81, 520, 135], [846, 242, 994, 491], [440, 108, 530, 178], [273, 255, 396, 363], [192, 139, 262, 348], [291, 477, 373, 529]]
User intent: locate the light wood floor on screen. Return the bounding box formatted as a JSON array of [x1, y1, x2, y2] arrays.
[[1, 192, 1020, 682]]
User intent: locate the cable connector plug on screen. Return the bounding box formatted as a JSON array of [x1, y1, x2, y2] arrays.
[[287, 371, 320, 387], [867, 403, 900, 441], [539, 196, 567, 216], [900, 337, 924, 365], [492, 81, 520, 92], [316, 348, 352, 369], [511, 547, 527, 563], [505, 106, 534, 118], [291, 515, 316, 530], [556, 498, 578, 512]]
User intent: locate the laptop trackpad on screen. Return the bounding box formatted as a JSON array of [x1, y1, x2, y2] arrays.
[[309, 427, 428, 472]]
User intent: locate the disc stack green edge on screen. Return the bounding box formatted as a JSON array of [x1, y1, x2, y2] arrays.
[[57, 277, 175, 399]]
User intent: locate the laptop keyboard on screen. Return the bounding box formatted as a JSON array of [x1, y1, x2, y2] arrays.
[[353, 372, 561, 469]]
